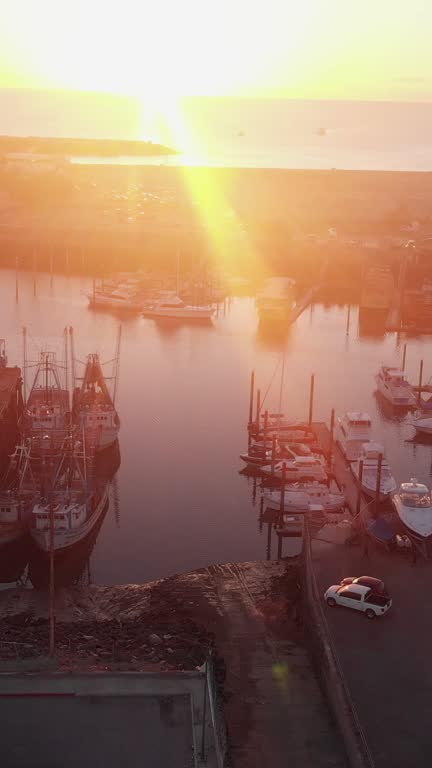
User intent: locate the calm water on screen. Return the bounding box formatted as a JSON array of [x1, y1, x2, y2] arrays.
[[2, 91, 432, 170], [2, 269, 432, 587]]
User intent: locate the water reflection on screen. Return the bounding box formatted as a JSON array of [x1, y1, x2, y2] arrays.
[[358, 308, 387, 340], [374, 391, 412, 423]]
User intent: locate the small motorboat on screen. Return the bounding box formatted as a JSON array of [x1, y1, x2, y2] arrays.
[[375, 366, 416, 407], [351, 442, 397, 501], [411, 414, 432, 436], [392, 478, 432, 539], [261, 456, 328, 483], [263, 482, 345, 513]]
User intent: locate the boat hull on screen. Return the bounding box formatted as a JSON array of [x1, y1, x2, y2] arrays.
[[0, 523, 26, 546], [375, 377, 416, 407], [393, 497, 432, 539], [30, 488, 109, 554], [143, 307, 214, 320]]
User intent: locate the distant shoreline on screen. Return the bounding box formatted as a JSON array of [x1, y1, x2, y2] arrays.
[[0, 135, 177, 157]]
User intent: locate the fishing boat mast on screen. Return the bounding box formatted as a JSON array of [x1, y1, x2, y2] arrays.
[[112, 325, 122, 406]]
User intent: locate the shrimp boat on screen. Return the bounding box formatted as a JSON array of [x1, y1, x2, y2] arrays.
[[72, 353, 120, 452], [375, 366, 416, 407], [351, 442, 397, 501], [263, 482, 345, 514], [21, 350, 70, 454], [30, 438, 109, 554], [0, 443, 36, 545]]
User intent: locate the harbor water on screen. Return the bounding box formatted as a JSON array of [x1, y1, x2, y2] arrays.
[[2, 268, 432, 587]]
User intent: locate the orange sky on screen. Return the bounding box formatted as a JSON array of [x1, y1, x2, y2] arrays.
[[1, 1, 431, 101]]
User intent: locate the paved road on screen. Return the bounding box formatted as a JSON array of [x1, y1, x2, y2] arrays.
[[312, 524, 432, 768], [1, 694, 194, 768]]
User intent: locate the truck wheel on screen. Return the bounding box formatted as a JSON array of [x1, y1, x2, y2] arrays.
[[326, 597, 336, 607], [365, 609, 375, 620]]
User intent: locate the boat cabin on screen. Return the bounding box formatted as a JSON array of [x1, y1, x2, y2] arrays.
[[32, 499, 87, 531], [0, 499, 21, 523], [398, 480, 431, 508]]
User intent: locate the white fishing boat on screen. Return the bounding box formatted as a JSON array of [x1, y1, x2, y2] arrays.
[[256, 277, 295, 323], [261, 456, 328, 483], [142, 293, 214, 320], [72, 348, 120, 452], [21, 350, 70, 454], [392, 479, 432, 538], [351, 442, 397, 501], [30, 440, 109, 554], [336, 411, 372, 461], [0, 443, 37, 545], [264, 482, 345, 513], [375, 366, 416, 407]]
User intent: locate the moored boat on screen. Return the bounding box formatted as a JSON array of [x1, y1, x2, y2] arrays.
[[20, 351, 70, 454], [392, 479, 432, 539], [0, 443, 37, 545], [84, 284, 142, 312], [375, 366, 416, 407], [72, 353, 120, 452], [263, 482, 345, 513], [29, 441, 109, 554], [336, 411, 372, 461], [351, 442, 397, 501], [142, 292, 214, 320], [410, 413, 432, 436], [261, 456, 328, 483]]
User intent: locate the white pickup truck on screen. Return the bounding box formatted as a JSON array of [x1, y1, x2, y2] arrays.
[[324, 583, 392, 619]]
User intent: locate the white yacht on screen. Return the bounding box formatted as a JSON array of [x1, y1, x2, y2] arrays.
[[351, 442, 397, 501], [261, 456, 328, 483], [256, 277, 295, 323], [336, 412, 372, 461], [263, 483, 345, 513], [375, 366, 416, 407], [142, 293, 214, 320], [392, 479, 432, 539]]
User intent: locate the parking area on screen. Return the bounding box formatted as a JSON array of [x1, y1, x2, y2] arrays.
[[0, 673, 210, 768], [312, 524, 432, 768]]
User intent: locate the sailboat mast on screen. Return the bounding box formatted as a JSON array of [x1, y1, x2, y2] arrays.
[[63, 326, 69, 407], [278, 349, 286, 421], [22, 326, 27, 406], [112, 325, 122, 406]]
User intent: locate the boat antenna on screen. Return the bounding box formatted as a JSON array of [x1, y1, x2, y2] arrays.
[[112, 325, 122, 406], [63, 326, 69, 409], [278, 348, 286, 431], [22, 326, 27, 406], [69, 326, 76, 391]]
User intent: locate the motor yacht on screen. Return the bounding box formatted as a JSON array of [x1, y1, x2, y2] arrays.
[[142, 293, 214, 320], [375, 366, 416, 407], [263, 482, 345, 513], [336, 411, 372, 461]]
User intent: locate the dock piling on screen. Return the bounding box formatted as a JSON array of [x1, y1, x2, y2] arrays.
[[248, 370, 255, 426], [255, 388, 261, 432], [308, 373, 315, 425], [345, 304, 351, 336], [271, 434, 277, 476], [266, 522, 272, 561], [402, 343, 407, 372], [277, 534, 283, 560], [356, 460, 364, 517], [375, 453, 383, 518], [33, 248, 37, 297], [328, 408, 335, 469], [418, 359, 424, 404], [15, 255, 19, 303], [263, 410, 269, 444], [279, 462, 286, 528]]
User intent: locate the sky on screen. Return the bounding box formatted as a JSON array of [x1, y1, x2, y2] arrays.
[[0, 0, 431, 101]]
